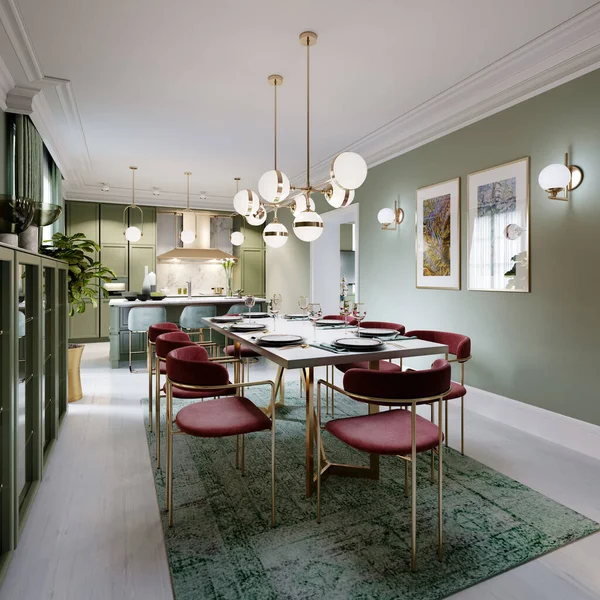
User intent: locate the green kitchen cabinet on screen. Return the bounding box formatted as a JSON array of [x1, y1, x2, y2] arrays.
[[99, 203, 126, 243], [241, 248, 265, 296], [68, 300, 99, 340], [100, 299, 110, 338], [130, 205, 156, 245], [66, 202, 100, 248], [129, 245, 156, 293], [100, 244, 128, 278]]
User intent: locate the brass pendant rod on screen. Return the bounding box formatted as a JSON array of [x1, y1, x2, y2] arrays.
[[306, 34, 310, 188], [130, 166, 137, 207], [184, 171, 191, 211], [274, 79, 278, 171]]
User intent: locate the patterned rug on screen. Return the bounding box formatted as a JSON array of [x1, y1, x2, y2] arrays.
[[143, 381, 599, 600]]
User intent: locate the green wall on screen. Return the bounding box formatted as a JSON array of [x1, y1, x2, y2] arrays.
[[0, 110, 9, 194], [268, 68, 600, 426]]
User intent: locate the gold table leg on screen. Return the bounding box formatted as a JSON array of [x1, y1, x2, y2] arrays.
[[148, 340, 153, 432]]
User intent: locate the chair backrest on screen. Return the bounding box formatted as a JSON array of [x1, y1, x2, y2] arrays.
[[180, 305, 217, 329], [128, 306, 167, 332], [155, 331, 199, 359], [148, 322, 179, 343], [404, 329, 471, 360], [167, 345, 229, 390], [226, 303, 249, 315], [360, 321, 405, 334], [323, 314, 359, 325], [343, 359, 451, 406]]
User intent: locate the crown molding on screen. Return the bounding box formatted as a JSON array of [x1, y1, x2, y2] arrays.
[[0, 52, 14, 109], [295, 3, 600, 185], [4, 84, 39, 113], [63, 183, 233, 212]]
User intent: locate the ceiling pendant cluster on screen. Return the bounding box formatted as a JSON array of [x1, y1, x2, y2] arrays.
[[232, 31, 368, 248]]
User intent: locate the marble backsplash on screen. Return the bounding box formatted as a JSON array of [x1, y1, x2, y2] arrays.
[[156, 262, 229, 295]]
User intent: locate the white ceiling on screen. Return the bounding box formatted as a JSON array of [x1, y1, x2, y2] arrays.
[[1, 0, 599, 208]]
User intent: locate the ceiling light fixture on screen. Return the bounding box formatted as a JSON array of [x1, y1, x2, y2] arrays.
[[234, 31, 368, 248], [101, 183, 110, 192], [230, 178, 245, 246], [180, 171, 196, 244], [123, 166, 143, 242], [538, 152, 583, 201], [152, 187, 161, 196]]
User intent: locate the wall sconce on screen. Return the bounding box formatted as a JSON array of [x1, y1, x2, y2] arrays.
[[538, 152, 583, 201], [377, 199, 404, 231]]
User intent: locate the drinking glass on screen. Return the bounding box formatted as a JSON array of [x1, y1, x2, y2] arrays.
[[308, 303, 323, 341], [352, 302, 367, 336], [270, 294, 282, 329], [244, 294, 256, 319], [298, 295, 309, 318]]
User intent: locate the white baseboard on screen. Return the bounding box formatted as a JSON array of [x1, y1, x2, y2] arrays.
[[463, 385, 600, 462]]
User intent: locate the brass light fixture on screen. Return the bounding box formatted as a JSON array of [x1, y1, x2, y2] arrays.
[[233, 31, 368, 248], [538, 152, 583, 201], [377, 199, 404, 231], [230, 178, 245, 246], [123, 166, 143, 242], [180, 171, 196, 244]]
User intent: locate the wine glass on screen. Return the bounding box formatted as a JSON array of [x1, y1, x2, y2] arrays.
[[270, 293, 282, 329], [352, 302, 367, 337], [298, 295, 309, 318], [308, 302, 323, 341], [244, 294, 256, 319]]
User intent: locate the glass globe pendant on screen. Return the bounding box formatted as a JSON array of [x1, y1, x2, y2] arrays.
[[230, 231, 244, 246], [233, 189, 259, 217], [258, 169, 290, 203], [123, 166, 143, 243], [330, 152, 368, 190], [293, 208, 323, 242], [263, 210, 288, 248], [291, 193, 315, 218], [325, 182, 355, 208], [247, 204, 267, 226], [125, 226, 142, 242], [180, 171, 196, 244], [538, 164, 571, 193], [377, 207, 396, 226]]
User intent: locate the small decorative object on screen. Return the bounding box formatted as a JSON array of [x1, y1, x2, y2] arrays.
[[235, 288, 244, 298], [538, 152, 583, 201], [467, 157, 529, 292], [0, 195, 35, 246], [339, 275, 349, 314], [416, 178, 460, 290], [221, 257, 235, 296]]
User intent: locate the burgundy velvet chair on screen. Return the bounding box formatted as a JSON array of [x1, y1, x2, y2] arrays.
[[147, 322, 179, 432], [165, 345, 276, 527], [316, 359, 451, 571], [405, 330, 471, 455], [224, 343, 261, 384], [327, 321, 406, 416]]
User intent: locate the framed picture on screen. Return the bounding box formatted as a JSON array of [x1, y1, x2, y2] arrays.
[[416, 177, 461, 290], [467, 157, 530, 292]]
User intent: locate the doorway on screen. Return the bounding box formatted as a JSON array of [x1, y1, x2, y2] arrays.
[[310, 204, 359, 315]]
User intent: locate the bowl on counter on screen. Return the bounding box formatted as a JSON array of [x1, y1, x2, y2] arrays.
[[149, 294, 166, 301], [121, 292, 138, 301]]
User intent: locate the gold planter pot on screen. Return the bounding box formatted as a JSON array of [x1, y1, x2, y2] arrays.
[[68, 345, 84, 402]]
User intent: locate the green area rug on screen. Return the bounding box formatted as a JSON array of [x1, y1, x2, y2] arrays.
[[143, 382, 599, 600]]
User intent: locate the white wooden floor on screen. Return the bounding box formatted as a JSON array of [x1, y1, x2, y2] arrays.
[[1, 342, 599, 600]]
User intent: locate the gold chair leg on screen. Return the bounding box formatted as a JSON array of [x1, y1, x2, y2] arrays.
[[279, 369, 285, 404], [411, 403, 417, 572], [235, 435, 239, 468], [147, 340, 153, 432], [167, 382, 174, 526], [438, 397, 444, 561], [271, 386, 276, 528], [325, 366, 329, 416], [129, 330, 133, 372], [331, 368, 335, 418], [431, 450, 435, 484], [241, 434, 245, 476], [404, 459, 409, 498], [155, 354, 161, 468], [461, 395, 465, 455], [445, 399, 449, 448], [317, 381, 322, 524]]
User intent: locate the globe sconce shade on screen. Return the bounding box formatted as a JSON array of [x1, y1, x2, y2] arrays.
[[325, 182, 355, 208], [293, 210, 324, 242], [180, 229, 196, 244], [291, 193, 315, 218], [330, 152, 368, 190], [263, 219, 289, 248], [233, 189, 260, 216], [377, 200, 404, 231], [258, 169, 291, 204], [538, 153, 583, 201], [230, 231, 245, 246], [247, 204, 267, 226], [125, 226, 142, 243]]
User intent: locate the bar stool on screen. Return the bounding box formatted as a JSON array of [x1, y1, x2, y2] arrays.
[[180, 305, 217, 345], [165, 345, 276, 527], [405, 330, 472, 454], [154, 331, 241, 468], [127, 306, 167, 373], [316, 359, 451, 571]]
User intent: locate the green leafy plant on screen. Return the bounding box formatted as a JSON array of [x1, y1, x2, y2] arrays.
[[40, 232, 116, 316]]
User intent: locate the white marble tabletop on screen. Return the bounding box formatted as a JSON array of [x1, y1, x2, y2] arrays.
[[205, 317, 448, 370], [109, 296, 266, 307]]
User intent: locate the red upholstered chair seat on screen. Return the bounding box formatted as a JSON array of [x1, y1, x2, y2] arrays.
[[160, 362, 167, 375], [445, 381, 466, 400], [336, 360, 402, 374], [225, 344, 260, 358], [175, 396, 272, 437], [325, 409, 442, 455], [148, 322, 179, 343], [322, 314, 358, 325], [156, 331, 198, 359], [359, 321, 405, 334], [161, 382, 225, 399]]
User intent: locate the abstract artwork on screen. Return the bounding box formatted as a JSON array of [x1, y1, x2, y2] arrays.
[[416, 178, 460, 289], [467, 158, 529, 292]]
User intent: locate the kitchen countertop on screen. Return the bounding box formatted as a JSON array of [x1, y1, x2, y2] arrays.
[[109, 296, 266, 307]]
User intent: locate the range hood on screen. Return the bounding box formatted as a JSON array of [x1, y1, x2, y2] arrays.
[[156, 212, 235, 262]]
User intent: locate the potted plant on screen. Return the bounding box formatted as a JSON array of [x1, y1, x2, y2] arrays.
[[40, 232, 116, 401]]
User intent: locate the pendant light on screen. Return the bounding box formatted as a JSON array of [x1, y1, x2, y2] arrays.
[[230, 177, 245, 246], [263, 207, 288, 248], [180, 171, 196, 244], [123, 166, 143, 242]]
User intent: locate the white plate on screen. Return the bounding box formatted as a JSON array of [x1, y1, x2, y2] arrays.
[[258, 334, 304, 346], [285, 313, 307, 319], [333, 337, 384, 350], [316, 319, 346, 326], [230, 322, 266, 331], [358, 328, 398, 337], [242, 312, 270, 318], [212, 316, 242, 323]]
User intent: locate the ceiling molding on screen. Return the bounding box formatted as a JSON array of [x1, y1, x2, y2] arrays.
[[0, 0, 43, 81], [295, 3, 600, 185], [0, 52, 14, 109], [63, 184, 233, 211], [4, 84, 39, 113]]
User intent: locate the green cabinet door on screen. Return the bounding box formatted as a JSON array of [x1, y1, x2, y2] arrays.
[[99, 204, 126, 244], [100, 299, 110, 338], [100, 244, 127, 278], [129, 246, 156, 293], [130, 206, 156, 245], [66, 202, 99, 247], [69, 300, 100, 340], [241, 248, 265, 297]]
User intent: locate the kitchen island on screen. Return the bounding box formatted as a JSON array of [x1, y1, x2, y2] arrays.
[[108, 295, 265, 368]]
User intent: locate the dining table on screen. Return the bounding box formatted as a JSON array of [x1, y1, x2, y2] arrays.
[[203, 315, 449, 496]]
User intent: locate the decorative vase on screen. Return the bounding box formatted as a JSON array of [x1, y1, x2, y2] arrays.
[[226, 272, 233, 297], [68, 344, 84, 402]]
